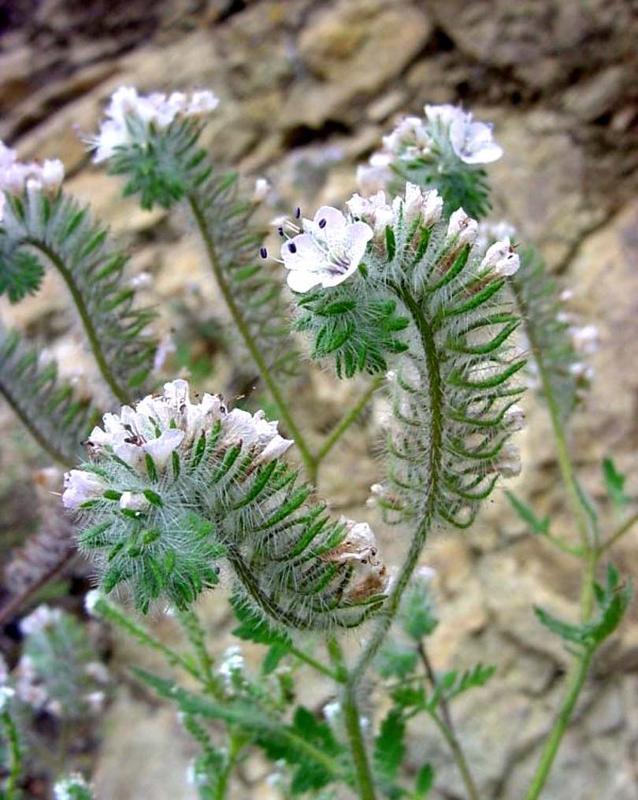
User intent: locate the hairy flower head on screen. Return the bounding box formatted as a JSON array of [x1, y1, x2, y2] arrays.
[[425, 104, 503, 165], [90, 86, 219, 163], [0, 140, 64, 211]]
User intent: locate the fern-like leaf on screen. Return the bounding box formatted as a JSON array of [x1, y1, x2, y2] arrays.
[[0, 326, 101, 465], [0, 190, 157, 401]]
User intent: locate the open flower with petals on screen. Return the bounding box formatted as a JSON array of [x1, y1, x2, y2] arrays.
[[425, 104, 503, 164], [90, 86, 219, 163], [281, 206, 373, 293], [63, 380, 294, 512]]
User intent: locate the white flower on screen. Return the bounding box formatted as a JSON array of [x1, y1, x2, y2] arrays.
[[62, 470, 107, 509], [324, 518, 380, 565], [84, 661, 110, 684], [54, 775, 91, 800], [119, 492, 150, 512], [85, 690, 106, 713], [346, 191, 393, 235], [20, 605, 62, 636], [480, 239, 520, 276], [0, 686, 15, 712], [80, 379, 293, 478], [571, 324, 600, 356], [496, 442, 522, 478], [281, 206, 373, 293], [218, 646, 244, 686], [446, 208, 478, 247], [504, 404, 525, 431], [425, 104, 502, 164], [90, 86, 219, 163], [0, 140, 64, 196], [252, 177, 270, 203], [382, 116, 431, 158], [396, 182, 443, 227], [84, 589, 103, 616]]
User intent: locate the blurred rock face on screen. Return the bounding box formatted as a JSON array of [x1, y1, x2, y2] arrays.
[[1, 1, 637, 799]]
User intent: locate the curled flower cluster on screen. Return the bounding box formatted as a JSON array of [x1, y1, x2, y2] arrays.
[[63, 379, 292, 509], [322, 518, 388, 601], [0, 141, 64, 220], [273, 183, 444, 294], [357, 103, 502, 195], [90, 86, 219, 163]]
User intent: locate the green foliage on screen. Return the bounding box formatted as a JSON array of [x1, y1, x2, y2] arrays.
[[374, 709, 406, 783], [414, 764, 435, 797], [135, 669, 349, 796], [505, 490, 551, 536], [394, 160, 491, 220], [535, 564, 632, 649], [53, 775, 95, 800], [430, 663, 496, 708], [0, 326, 101, 465], [295, 283, 410, 378], [399, 577, 438, 641], [107, 117, 297, 380], [601, 458, 629, 511], [231, 598, 292, 674], [376, 642, 419, 679], [0, 190, 157, 397], [77, 435, 385, 626], [509, 246, 582, 423]]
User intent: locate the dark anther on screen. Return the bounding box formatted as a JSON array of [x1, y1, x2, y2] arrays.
[[288, 242, 297, 253], [260, 247, 268, 258], [278, 226, 284, 237], [295, 206, 301, 219], [319, 218, 327, 229]]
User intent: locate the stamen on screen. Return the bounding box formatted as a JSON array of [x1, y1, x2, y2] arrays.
[[277, 226, 284, 237], [319, 218, 327, 229], [260, 247, 268, 259], [288, 242, 297, 254], [295, 206, 301, 219]]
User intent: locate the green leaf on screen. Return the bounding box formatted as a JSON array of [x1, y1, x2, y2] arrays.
[[602, 458, 629, 510], [533, 607, 588, 645], [400, 579, 438, 641], [505, 490, 550, 535], [374, 709, 406, 781], [231, 598, 292, 649], [414, 763, 435, 797], [376, 641, 419, 678]]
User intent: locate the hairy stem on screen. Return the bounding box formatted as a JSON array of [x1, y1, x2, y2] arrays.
[[602, 511, 638, 553], [342, 283, 444, 798], [427, 710, 481, 800], [29, 241, 130, 405], [1, 709, 22, 800], [290, 644, 343, 682], [523, 649, 593, 800], [188, 195, 316, 479], [315, 377, 384, 465], [0, 374, 74, 466], [341, 689, 377, 800], [216, 731, 245, 800], [177, 609, 224, 698], [419, 643, 481, 800]]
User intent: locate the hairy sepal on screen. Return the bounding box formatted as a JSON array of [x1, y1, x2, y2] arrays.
[[76, 438, 385, 627], [295, 281, 410, 378]]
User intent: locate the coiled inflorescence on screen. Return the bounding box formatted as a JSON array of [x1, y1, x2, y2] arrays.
[[279, 182, 525, 529], [65, 380, 387, 626]]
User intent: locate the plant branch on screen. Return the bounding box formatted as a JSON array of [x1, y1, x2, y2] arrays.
[[419, 642, 481, 800], [601, 511, 638, 553], [1, 709, 22, 800], [188, 195, 316, 480], [28, 241, 130, 405], [289, 644, 344, 683], [315, 377, 384, 465]]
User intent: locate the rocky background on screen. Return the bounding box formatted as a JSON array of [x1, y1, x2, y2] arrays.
[[1, 1, 638, 798]]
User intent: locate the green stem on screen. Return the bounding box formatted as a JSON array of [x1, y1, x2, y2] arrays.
[[29, 241, 130, 405], [418, 642, 480, 800], [95, 596, 201, 682], [315, 377, 384, 464], [0, 376, 73, 466], [289, 644, 343, 683], [187, 195, 316, 480], [176, 609, 224, 698], [215, 731, 245, 800], [427, 710, 481, 800], [601, 511, 638, 553], [1, 709, 22, 800], [523, 649, 593, 800], [341, 689, 377, 800], [342, 283, 444, 799]]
